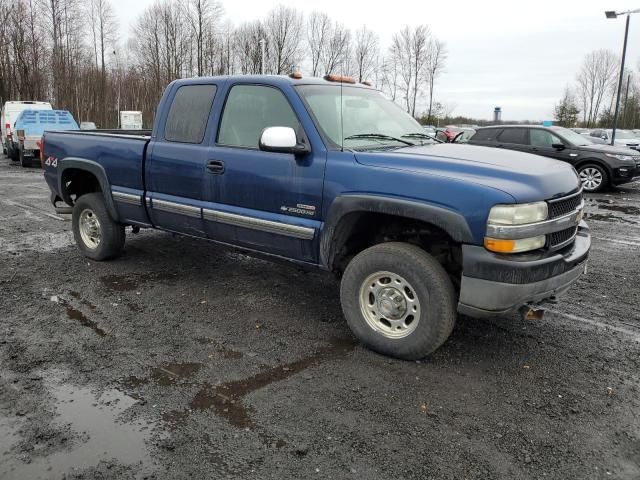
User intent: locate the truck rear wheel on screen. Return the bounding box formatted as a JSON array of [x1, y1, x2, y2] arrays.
[[72, 193, 125, 261], [19, 149, 29, 168], [340, 242, 456, 360]]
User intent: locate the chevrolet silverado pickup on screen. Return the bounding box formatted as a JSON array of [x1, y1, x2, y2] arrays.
[[41, 74, 590, 360]]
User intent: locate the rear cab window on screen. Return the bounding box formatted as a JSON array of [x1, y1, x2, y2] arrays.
[[164, 84, 217, 144]]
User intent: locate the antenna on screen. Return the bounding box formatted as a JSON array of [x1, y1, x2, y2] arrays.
[[340, 66, 344, 152]]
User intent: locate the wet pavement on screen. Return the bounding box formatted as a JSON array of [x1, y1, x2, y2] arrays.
[[1, 156, 639, 479]]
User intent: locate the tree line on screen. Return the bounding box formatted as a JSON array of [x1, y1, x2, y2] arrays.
[[554, 49, 640, 129], [0, 0, 447, 129]]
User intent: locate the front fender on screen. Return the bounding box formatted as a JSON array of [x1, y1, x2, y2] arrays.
[[320, 194, 474, 268]]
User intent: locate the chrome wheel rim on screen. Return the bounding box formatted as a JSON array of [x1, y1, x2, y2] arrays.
[[359, 271, 421, 339], [79, 209, 101, 249], [579, 167, 603, 191]]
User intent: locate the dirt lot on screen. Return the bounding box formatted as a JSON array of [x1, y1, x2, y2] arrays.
[[1, 154, 639, 480]]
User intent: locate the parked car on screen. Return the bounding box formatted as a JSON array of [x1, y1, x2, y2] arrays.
[[80, 121, 97, 130], [571, 128, 591, 135], [41, 75, 589, 359], [590, 129, 640, 151], [468, 125, 640, 192], [1, 101, 52, 160], [14, 109, 78, 167], [449, 127, 476, 143]]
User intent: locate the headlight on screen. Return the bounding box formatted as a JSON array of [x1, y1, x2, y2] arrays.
[[605, 153, 635, 162], [485, 202, 548, 254], [487, 202, 548, 225]]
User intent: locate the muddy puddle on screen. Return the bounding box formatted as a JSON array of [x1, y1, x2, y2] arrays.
[[190, 337, 355, 428], [585, 199, 640, 224], [124, 362, 203, 389], [0, 371, 155, 479], [50, 295, 107, 337]]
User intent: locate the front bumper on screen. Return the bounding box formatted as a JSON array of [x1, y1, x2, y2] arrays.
[[458, 222, 590, 317]]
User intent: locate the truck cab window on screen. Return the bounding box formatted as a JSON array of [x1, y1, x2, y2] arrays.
[[165, 84, 217, 144], [218, 85, 299, 148]]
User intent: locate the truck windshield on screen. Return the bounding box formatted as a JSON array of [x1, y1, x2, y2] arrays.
[[296, 85, 435, 150]]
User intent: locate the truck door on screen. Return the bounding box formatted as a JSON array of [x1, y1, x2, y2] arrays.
[[203, 83, 325, 263], [145, 84, 218, 237]]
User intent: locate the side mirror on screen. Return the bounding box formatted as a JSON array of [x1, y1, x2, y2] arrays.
[[552, 143, 566, 150], [259, 126, 309, 155]]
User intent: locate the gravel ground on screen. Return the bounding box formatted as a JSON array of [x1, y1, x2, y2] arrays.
[[0, 154, 639, 480]]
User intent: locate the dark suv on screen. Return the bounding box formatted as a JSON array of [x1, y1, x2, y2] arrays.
[[468, 125, 640, 192]]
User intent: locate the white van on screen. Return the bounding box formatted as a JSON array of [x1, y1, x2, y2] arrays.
[[2, 101, 52, 160]]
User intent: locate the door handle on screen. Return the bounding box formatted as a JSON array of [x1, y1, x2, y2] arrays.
[[207, 160, 225, 174]]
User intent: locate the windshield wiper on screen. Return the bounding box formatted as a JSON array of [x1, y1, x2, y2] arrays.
[[402, 132, 443, 143], [343, 133, 415, 146]]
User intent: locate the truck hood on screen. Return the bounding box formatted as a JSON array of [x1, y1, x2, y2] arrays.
[[354, 143, 581, 203]]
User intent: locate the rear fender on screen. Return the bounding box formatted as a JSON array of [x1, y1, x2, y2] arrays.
[[57, 157, 119, 221]]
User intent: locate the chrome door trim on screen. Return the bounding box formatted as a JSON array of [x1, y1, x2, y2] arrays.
[[153, 199, 202, 218], [203, 208, 315, 240], [112, 191, 141, 206]]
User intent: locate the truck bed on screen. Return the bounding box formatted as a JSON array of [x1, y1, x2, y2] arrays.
[[43, 130, 152, 226]]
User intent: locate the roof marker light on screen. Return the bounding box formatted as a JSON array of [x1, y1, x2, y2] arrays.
[[324, 74, 356, 84]]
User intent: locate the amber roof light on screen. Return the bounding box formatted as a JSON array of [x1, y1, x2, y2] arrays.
[[324, 74, 356, 84], [289, 72, 303, 79]]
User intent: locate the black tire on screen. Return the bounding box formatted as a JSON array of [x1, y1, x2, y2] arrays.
[[19, 148, 29, 168], [9, 145, 18, 161], [340, 242, 457, 360], [72, 192, 125, 261], [577, 163, 609, 193]]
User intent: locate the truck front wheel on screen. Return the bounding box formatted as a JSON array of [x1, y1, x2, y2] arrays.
[[340, 242, 456, 360], [72, 193, 125, 261]]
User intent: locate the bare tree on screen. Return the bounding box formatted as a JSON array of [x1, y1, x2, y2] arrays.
[[184, 0, 223, 77], [264, 5, 303, 74], [87, 0, 118, 126], [321, 20, 350, 75], [307, 12, 330, 77], [576, 49, 619, 127], [390, 25, 432, 116], [425, 38, 446, 124], [352, 26, 379, 83], [233, 20, 265, 75]]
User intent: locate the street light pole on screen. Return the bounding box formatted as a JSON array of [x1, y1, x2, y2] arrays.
[[606, 8, 639, 146]]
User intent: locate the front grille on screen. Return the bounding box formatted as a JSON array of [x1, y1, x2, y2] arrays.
[[548, 226, 578, 249], [547, 191, 583, 219]]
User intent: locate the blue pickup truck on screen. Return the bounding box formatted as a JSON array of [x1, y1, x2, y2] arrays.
[[41, 75, 590, 359]]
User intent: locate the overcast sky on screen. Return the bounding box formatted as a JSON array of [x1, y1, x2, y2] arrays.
[[111, 0, 640, 120]]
